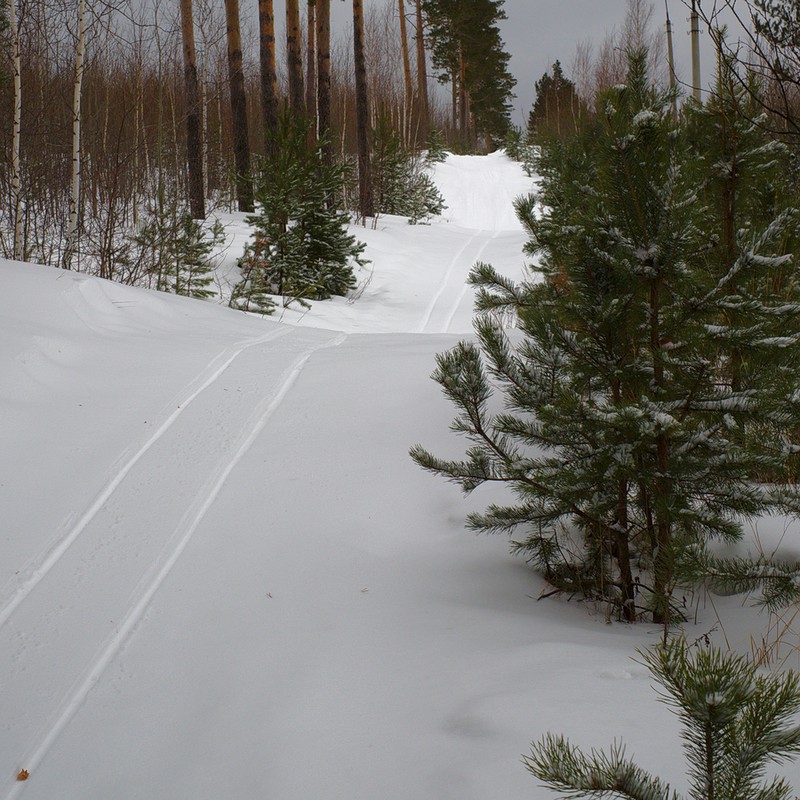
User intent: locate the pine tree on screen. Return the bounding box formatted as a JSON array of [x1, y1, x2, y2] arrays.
[[128, 199, 223, 299], [527, 61, 584, 143], [371, 116, 446, 224], [526, 639, 800, 800], [411, 51, 800, 624], [422, 0, 515, 144], [231, 112, 366, 310]]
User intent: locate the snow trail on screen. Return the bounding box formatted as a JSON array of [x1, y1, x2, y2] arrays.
[[0, 328, 344, 792], [416, 229, 484, 333], [439, 230, 501, 333], [0, 326, 291, 631]]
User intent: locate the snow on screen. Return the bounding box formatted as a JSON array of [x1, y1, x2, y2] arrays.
[[2, 151, 799, 799]]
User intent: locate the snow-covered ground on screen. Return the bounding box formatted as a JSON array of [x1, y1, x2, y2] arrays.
[[2, 151, 799, 799]]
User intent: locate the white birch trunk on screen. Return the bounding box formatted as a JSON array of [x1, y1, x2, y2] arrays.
[[10, 0, 22, 260], [66, 0, 87, 269]]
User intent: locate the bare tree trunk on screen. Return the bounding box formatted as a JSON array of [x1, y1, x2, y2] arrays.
[[316, 0, 332, 163], [286, 0, 304, 114], [458, 49, 467, 139], [180, 0, 206, 219], [200, 59, 209, 199], [415, 0, 429, 139], [398, 0, 413, 133], [306, 0, 317, 134], [9, 0, 22, 260], [65, 0, 87, 269], [225, 0, 253, 211], [258, 0, 279, 157], [353, 0, 373, 219]]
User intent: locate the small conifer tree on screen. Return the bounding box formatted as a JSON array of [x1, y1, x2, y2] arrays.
[[128, 197, 224, 299], [411, 50, 800, 623], [526, 639, 800, 800], [231, 111, 366, 310], [371, 116, 446, 225]]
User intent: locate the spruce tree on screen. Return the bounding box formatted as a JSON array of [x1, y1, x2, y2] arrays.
[[526, 639, 800, 800], [411, 50, 800, 623]]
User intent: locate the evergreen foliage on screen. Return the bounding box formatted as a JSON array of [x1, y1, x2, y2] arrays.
[[501, 126, 536, 175], [526, 639, 800, 800], [422, 0, 516, 140], [127, 197, 224, 299], [527, 61, 585, 143], [371, 116, 446, 224], [410, 50, 800, 623], [231, 112, 366, 312], [425, 129, 449, 164]]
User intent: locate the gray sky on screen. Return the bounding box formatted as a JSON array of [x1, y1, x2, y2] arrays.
[[280, 1, 743, 127], [497, 1, 742, 123]]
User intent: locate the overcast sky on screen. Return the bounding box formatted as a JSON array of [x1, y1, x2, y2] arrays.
[[496, 1, 743, 121], [278, 1, 745, 127]]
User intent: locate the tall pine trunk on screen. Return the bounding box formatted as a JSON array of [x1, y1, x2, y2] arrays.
[[458, 49, 468, 139], [306, 0, 317, 133], [415, 0, 429, 139], [180, 0, 205, 220], [316, 0, 332, 164], [258, 0, 279, 157], [225, 0, 253, 212], [397, 0, 412, 144], [352, 0, 373, 219], [286, 0, 304, 114]]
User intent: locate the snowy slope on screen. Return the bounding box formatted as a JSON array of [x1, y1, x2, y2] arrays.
[[2, 153, 799, 799]]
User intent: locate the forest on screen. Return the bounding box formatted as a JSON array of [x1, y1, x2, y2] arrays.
[[1, 0, 514, 286], [7, 0, 800, 797]]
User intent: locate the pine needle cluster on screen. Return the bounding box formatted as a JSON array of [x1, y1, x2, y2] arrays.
[[526, 639, 800, 800]]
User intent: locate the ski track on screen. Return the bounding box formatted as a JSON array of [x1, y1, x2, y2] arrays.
[[0, 326, 291, 632], [416, 230, 483, 334], [440, 230, 500, 334], [3, 331, 347, 797]]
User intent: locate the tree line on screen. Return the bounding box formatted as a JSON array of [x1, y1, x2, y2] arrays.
[[1, 0, 515, 284]]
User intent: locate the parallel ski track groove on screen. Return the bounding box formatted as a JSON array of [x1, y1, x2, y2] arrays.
[[5, 332, 347, 798], [440, 230, 500, 333], [416, 230, 483, 334], [0, 326, 291, 632]]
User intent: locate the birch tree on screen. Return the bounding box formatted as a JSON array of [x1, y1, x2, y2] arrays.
[[9, 0, 22, 260], [64, 0, 88, 269]]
